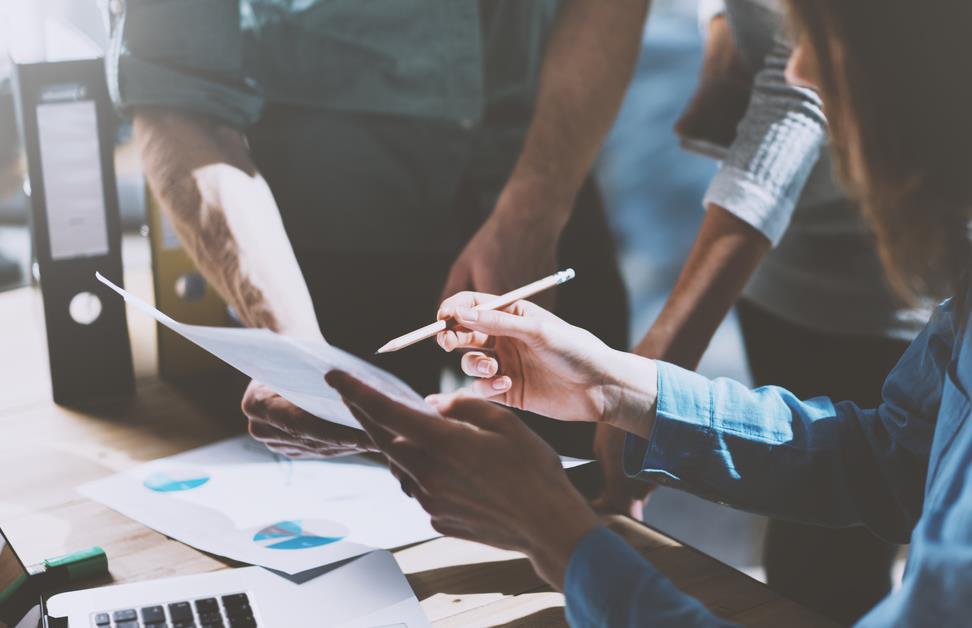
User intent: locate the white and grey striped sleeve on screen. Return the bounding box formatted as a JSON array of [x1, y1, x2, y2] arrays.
[[703, 35, 828, 245]]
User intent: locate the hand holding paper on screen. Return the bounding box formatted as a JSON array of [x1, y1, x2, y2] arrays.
[[96, 273, 594, 469], [96, 273, 430, 430]]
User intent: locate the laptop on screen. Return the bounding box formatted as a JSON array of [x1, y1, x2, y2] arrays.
[[0, 526, 428, 628]]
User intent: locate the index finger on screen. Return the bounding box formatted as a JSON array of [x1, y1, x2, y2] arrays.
[[326, 371, 453, 442], [437, 292, 494, 351], [437, 291, 498, 321]]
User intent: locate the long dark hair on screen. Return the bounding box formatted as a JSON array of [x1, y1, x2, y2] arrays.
[[786, 0, 972, 302]]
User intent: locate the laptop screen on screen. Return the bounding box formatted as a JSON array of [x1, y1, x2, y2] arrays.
[[0, 529, 29, 609]]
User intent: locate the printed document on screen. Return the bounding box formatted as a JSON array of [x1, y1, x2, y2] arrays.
[[80, 437, 438, 574], [96, 273, 429, 430]]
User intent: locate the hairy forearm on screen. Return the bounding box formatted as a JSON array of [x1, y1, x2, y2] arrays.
[[134, 108, 321, 337], [501, 0, 650, 220], [636, 205, 770, 368]]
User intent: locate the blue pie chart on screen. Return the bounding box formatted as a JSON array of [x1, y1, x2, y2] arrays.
[[252, 520, 347, 550], [143, 468, 210, 492]]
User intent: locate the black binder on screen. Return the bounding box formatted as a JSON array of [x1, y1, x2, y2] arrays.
[[13, 59, 134, 405]]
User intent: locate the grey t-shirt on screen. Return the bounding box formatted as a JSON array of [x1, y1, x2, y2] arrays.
[[702, 0, 928, 339]]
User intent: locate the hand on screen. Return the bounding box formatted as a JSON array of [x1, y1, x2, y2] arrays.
[[326, 371, 600, 590], [674, 14, 754, 151], [433, 292, 658, 436], [242, 380, 377, 459], [592, 422, 656, 519], [439, 195, 564, 310]]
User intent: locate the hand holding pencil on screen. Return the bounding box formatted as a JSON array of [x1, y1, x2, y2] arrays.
[[421, 273, 650, 429], [376, 269, 576, 354]]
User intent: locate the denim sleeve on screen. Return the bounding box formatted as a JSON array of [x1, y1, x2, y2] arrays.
[[703, 36, 827, 246], [107, 0, 263, 128], [565, 527, 737, 628], [624, 302, 956, 543]]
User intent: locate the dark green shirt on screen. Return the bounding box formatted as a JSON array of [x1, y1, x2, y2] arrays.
[[109, 0, 556, 130]]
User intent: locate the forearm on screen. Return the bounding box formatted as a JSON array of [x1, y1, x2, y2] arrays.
[[593, 207, 767, 442], [635, 205, 770, 368], [565, 527, 735, 627], [500, 0, 649, 221], [134, 108, 321, 337], [627, 359, 929, 536]]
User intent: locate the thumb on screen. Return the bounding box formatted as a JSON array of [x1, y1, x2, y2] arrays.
[[453, 306, 544, 344]]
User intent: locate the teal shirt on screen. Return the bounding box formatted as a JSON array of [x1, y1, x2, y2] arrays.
[[108, 0, 556, 129], [107, 0, 558, 253]]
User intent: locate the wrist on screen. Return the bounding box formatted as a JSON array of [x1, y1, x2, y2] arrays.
[[522, 496, 600, 590], [494, 175, 574, 233], [599, 350, 658, 439]]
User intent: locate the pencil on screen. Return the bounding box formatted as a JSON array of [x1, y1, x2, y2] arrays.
[[375, 268, 576, 354]]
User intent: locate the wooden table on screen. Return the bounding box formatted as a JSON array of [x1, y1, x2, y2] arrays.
[[0, 275, 831, 627]]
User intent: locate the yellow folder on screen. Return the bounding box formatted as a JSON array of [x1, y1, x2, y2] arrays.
[[147, 186, 231, 380]]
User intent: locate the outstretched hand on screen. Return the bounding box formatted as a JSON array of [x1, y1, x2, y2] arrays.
[[243, 380, 377, 459], [438, 202, 562, 312], [433, 292, 658, 437]]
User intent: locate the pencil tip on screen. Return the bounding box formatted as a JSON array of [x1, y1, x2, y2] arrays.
[[375, 344, 392, 355]]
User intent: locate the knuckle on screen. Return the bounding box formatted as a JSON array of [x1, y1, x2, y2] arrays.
[[432, 393, 460, 415], [417, 467, 445, 493], [242, 385, 278, 418], [424, 498, 447, 517], [241, 392, 261, 416], [532, 319, 552, 342], [430, 518, 450, 535]]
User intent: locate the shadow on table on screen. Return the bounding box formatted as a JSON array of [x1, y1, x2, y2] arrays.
[[408, 556, 543, 599]]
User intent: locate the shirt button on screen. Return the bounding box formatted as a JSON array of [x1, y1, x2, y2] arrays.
[[458, 118, 476, 130], [109, 0, 125, 16]]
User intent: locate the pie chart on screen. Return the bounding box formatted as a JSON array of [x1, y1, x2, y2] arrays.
[[143, 467, 211, 492], [251, 519, 348, 550]]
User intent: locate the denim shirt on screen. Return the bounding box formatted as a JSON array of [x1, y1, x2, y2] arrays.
[[565, 297, 972, 626]]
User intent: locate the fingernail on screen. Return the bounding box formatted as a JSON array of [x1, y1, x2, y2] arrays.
[[477, 359, 493, 375], [492, 377, 511, 391], [456, 307, 478, 322], [325, 370, 350, 390]]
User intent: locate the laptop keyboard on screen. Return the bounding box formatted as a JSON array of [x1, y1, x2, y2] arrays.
[[91, 592, 257, 628]]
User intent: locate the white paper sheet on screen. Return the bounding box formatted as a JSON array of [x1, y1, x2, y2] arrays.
[[96, 273, 430, 430], [80, 437, 438, 574], [95, 273, 596, 472]]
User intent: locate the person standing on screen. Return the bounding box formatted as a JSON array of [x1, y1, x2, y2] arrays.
[[109, 0, 647, 458]]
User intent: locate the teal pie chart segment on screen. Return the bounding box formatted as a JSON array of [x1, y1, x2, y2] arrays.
[[143, 468, 211, 492], [252, 519, 347, 550]]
